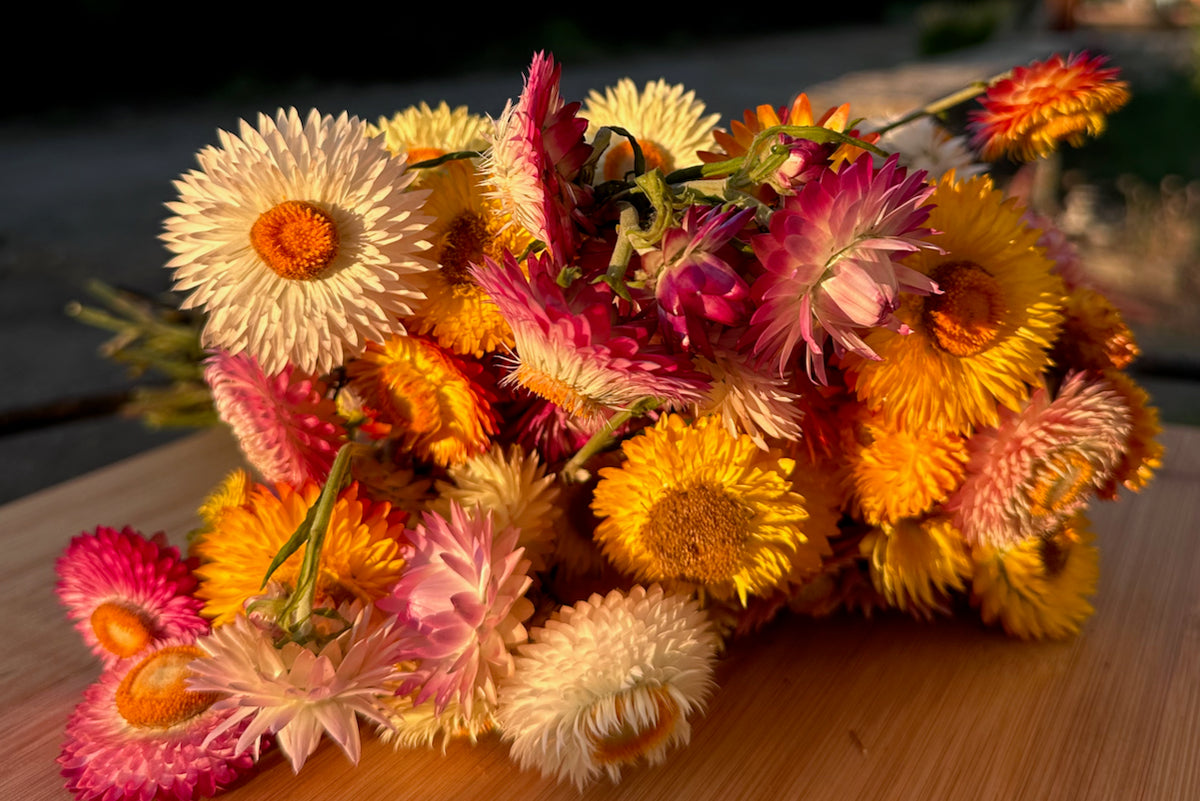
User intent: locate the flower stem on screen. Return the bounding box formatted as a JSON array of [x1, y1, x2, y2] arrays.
[[870, 71, 1012, 137], [560, 398, 660, 482]]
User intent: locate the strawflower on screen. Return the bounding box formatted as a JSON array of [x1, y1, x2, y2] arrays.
[[473, 251, 710, 423], [193, 481, 407, 625], [584, 78, 720, 182], [59, 638, 255, 801], [189, 607, 406, 772], [378, 503, 534, 717], [592, 414, 827, 604], [968, 51, 1130, 163], [204, 350, 346, 487], [163, 108, 433, 375], [56, 526, 207, 667], [747, 153, 941, 383], [638, 204, 753, 352], [498, 585, 718, 788]]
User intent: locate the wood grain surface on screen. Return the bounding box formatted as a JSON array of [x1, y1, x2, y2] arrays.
[[3, 425, 1197, 801]]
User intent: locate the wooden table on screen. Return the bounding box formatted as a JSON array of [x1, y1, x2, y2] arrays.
[[4, 425, 1198, 800]]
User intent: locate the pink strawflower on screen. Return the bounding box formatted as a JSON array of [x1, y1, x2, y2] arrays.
[[56, 526, 207, 667], [764, 135, 835, 196], [472, 251, 710, 423], [378, 503, 534, 717], [1023, 209, 1090, 291], [483, 51, 592, 262], [189, 606, 406, 773], [640, 205, 754, 353], [747, 153, 941, 383], [59, 638, 255, 801], [946, 371, 1133, 547], [204, 350, 346, 486]]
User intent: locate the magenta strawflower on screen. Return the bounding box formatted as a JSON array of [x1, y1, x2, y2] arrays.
[[472, 251, 710, 423], [56, 526, 208, 667], [640, 205, 754, 353], [947, 371, 1133, 547], [378, 503, 534, 717], [59, 638, 255, 801], [483, 51, 591, 262], [204, 350, 346, 486], [747, 153, 942, 383]]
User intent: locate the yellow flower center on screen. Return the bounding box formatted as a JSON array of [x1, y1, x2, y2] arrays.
[[602, 138, 675, 182], [1026, 448, 1096, 519], [923, 261, 1007, 357], [641, 483, 753, 584], [91, 602, 154, 659], [250, 200, 340, 280], [115, 645, 220, 729], [590, 686, 680, 766], [436, 212, 489, 285]]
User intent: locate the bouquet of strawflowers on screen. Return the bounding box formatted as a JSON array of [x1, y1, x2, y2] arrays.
[[55, 49, 1161, 800]]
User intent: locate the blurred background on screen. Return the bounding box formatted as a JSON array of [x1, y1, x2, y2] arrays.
[[2, 0, 1198, 504]]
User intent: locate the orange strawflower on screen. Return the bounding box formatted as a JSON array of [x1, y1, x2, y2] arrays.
[[968, 51, 1130, 162]]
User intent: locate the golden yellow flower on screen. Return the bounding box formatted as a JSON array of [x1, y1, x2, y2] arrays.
[[591, 414, 826, 604], [844, 173, 1066, 433], [410, 159, 535, 357], [840, 405, 970, 526], [346, 334, 497, 468], [195, 468, 251, 533], [193, 481, 407, 625], [970, 513, 1099, 639], [860, 516, 971, 618]]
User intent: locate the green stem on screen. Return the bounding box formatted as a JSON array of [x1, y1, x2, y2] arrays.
[[560, 398, 661, 482], [870, 71, 1011, 137], [277, 443, 356, 640]]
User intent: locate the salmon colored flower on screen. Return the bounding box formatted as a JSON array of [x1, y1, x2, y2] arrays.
[[204, 350, 346, 487], [968, 51, 1130, 162]]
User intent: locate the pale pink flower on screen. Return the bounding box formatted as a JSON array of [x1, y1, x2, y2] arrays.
[[947, 371, 1133, 547], [56, 526, 207, 667], [378, 503, 534, 717], [472, 251, 710, 423], [189, 607, 406, 773], [59, 638, 255, 801], [639, 205, 753, 353], [747, 154, 941, 383], [204, 350, 346, 486], [1023, 209, 1091, 290], [483, 51, 591, 262]]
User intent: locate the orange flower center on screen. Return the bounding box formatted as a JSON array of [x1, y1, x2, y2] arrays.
[[590, 686, 680, 766], [923, 261, 1007, 357], [602, 138, 674, 182], [115, 645, 220, 729], [436, 212, 489, 285], [250, 200, 340, 280], [1026, 448, 1095, 519], [91, 602, 154, 659], [641, 483, 752, 584]]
